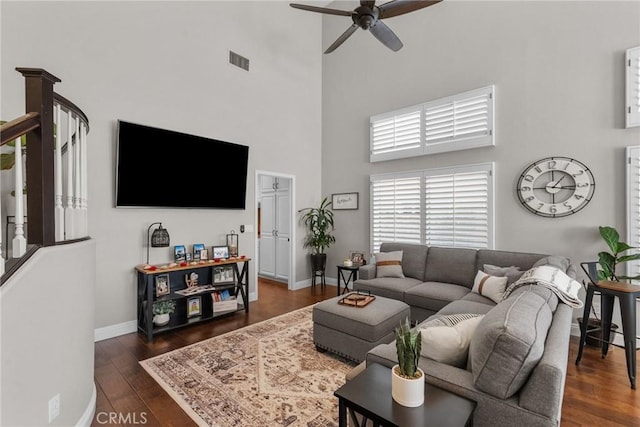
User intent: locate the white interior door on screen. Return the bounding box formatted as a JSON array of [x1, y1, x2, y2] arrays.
[[257, 174, 291, 285], [259, 191, 276, 277], [275, 181, 291, 282]]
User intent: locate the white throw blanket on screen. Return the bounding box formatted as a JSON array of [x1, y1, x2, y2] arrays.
[[502, 265, 584, 308]]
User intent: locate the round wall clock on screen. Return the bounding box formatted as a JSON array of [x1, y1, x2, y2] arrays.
[[516, 156, 595, 218]]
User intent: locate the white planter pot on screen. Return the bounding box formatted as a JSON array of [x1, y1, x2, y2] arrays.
[[153, 313, 170, 327], [391, 365, 425, 407]]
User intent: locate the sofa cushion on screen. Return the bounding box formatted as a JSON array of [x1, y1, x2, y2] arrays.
[[380, 242, 429, 280], [404, 282, 471, 312], [424, 247, 478, 287], [354, 277, 423, 301], [507, 283, 559, 313], [432, 299, 495, 317], [469, 290, 553, 399], [419, 314, 484, 367], [483, 264, 525, 286], [472, 271, 508, 303], [375, 250, 405, 278], [476, 249, 547, 274], [460, 292, 496, 306]]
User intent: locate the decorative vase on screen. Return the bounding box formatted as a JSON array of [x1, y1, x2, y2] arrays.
[[391, 365, 424, 407], [153, 313, 170, 327]]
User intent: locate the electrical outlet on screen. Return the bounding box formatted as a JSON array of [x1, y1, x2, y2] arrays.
[[48, 394, 60, 423]]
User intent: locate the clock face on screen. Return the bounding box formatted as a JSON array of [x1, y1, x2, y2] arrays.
[[517, 157, 595, 218]]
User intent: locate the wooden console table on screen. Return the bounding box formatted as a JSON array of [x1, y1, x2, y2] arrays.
[[135, 258, 250, 342]]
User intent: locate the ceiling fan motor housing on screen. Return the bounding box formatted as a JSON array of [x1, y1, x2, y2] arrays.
[[353, 5, 379, 29]]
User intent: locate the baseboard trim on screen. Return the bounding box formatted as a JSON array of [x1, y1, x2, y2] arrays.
[[76, 382, 96, 427], [94, 320, 137, 342]]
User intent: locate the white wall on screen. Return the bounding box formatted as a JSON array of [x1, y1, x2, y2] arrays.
[[1, 1, 323, 330], [321, 2, 640, 314], [0, 241, 96, 426]]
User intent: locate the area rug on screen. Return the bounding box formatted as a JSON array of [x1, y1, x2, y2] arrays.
[[140, 305, 358, 426]]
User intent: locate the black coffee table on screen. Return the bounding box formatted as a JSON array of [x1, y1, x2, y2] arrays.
[[334, 363, 475, 427]]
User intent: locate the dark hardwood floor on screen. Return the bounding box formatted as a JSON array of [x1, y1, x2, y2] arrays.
[[93, 279, 639, 426]]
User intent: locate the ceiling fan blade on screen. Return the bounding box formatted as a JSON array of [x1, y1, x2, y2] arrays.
[[290, 3, 354, 17], [369, 20, 403, 51], [377, 0, 442, 19], [325, 23, 359, 54]]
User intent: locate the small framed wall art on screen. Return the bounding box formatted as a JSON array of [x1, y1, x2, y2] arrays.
[[332, 192, 359, 210], [187, 296, 201, 317], [155, 274, 170, 297]]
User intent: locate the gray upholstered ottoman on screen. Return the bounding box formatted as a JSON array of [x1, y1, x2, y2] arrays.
[[312, 294, 410, 363]]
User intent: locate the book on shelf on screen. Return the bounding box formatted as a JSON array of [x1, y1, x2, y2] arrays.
[[220, 289, 231, 300]]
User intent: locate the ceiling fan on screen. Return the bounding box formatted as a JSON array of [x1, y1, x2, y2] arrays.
[[290, 0, 442, 54]]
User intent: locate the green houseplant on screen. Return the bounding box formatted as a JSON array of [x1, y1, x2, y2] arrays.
[[152, 300, 176, 327], [597, 226, 640, 281], [391, 318, 424, 407], [299, 196, 335, 272]]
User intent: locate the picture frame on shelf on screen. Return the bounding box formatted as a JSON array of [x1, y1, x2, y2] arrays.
[[187, 296, 201, 317], [185, 252, 192, 262], [193, 243, 205, 261], [212, 245, 229, 260], [332, 192, 359, 210], [213, 265, 235, 284], [155, 274, 170, 297], [174, 245, 187, 262], [200, 248, 209, 261], [350, 251, 366, 266]]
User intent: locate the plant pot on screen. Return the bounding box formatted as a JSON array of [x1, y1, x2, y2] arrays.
[[391, 365, 424, 407], [577, 317, 619, 347], [310, 253, 327, 272], [153, 313, 170, 327]]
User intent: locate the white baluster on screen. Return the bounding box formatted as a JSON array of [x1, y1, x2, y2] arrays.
[[73, 118, 81, 235], [80, 122, 88, 236], [64, 113, 75, 239], [54, 104, 65, 241], [12, 137, 26, 258]]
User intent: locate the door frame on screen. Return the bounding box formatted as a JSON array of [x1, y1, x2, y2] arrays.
[[254, 170, 296, 295]]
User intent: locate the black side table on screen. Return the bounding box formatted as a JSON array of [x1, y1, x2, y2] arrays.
[[337, 264, 359, 296], [334, 363, 475, 427]]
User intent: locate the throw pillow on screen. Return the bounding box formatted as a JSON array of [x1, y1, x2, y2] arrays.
[[472, 271, 508, 303], [419, 313, 484, 368], [375, 251, 405, 278], [483, 264, 525, 286]]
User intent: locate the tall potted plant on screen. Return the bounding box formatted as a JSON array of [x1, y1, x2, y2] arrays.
[[391, 317, 424, 407], [299, 196, 335, 273], [597, 226, 640, 281]]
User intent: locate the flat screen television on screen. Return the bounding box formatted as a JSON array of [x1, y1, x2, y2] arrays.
[[115, 120, 249, 209]]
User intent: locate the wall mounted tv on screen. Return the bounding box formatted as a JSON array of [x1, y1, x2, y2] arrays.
[[116, 120, 249, 209]]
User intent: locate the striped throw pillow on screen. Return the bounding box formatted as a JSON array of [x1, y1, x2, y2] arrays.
[[472, 271, 508, 303], [375, 250, 404, 278]]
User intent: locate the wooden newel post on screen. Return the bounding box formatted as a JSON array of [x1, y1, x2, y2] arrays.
[[16, 68, 60, 247]]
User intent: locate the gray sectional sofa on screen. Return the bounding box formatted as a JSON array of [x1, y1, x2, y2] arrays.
[[352, 242, 576, 427]]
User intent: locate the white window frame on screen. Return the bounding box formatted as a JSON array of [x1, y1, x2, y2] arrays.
[[626, 47, 640, 128], [370, 162, 494, 254], [370, 86, 495, 162], [627, 146, 640, 278]]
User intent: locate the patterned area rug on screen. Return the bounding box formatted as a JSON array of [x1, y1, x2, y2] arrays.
[[140, 305, 357, 426]]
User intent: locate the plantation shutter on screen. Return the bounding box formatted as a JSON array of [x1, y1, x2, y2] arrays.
[[371, 174, 422, 253], [424, 165, 493, 249], [370, 107, 422, 161], [627, 146, 640, 278], [626, 46, 640, 128]]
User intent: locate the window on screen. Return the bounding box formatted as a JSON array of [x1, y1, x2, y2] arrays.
[[370, 163, 494, 253], [627, 47, 640, 128], [370, 86, 494, 162], [627, 146, 640, 278]]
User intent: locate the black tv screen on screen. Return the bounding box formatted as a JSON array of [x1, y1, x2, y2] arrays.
[[116, 120, 249, 209]]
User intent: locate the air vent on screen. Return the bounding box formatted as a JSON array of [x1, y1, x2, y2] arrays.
[[229, 51, 249, 71]]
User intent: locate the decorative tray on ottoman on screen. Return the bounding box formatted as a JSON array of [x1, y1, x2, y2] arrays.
[[338, 290, 376, 308]]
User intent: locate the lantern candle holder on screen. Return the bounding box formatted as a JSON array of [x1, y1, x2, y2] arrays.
[[227, 230, 238, 257]]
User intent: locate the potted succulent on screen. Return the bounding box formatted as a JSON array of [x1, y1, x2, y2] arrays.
[[299, 196, 335, 274], [152, 300, 176, 327], [391, 317, 424, 407]]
